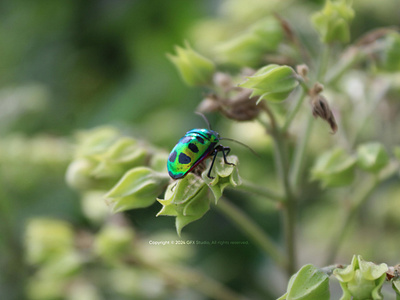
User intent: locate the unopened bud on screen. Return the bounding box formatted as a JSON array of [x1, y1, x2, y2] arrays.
[[296, 64, 309, 81], [167, 42, 215, 86], [239, 64, 299, 103], [311, 0, 354, 44]]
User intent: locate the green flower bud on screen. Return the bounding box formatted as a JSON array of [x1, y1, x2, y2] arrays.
[[311, 0, 354, 44], [167, 42, 215, 86], [67, 127, 150, 191], [157, 173, 210, 236], [105, 167, 169, 213], [357, 142, 389, 173], [215, 17, 283, 67], [65, 158, 100, 190], [25, 218, 74, 264], [94, 224, 135, 263], [277, 264, 330, 300], [239, 64, 299, 103], [311, 147, 356, 188], [75, 127, 121, 158], [81, 191, 110, 224], [91, 137, 148, 179], [334, 255, 388, 300], [202, 155, 242, 203], [381, 32, 400, 72]]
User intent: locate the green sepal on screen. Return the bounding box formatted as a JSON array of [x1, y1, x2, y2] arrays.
[[356, 142, 389, 173], [334, 255, 388, 300], [91, 138, 148, 179], [311, 0, 354, 44], [202, 155, 242, 204], [106, 167, 169, 213], [393, 279, 400, 300], [311, 147, 356, 188], [167, 42, 215, 86], [74, 127, 121, 157], [277, 264, 330, 300], [239, 64, 299, 103], [175, 185, 210, 236], [149, 152, 169, 173], [157, 173, 211, 236]]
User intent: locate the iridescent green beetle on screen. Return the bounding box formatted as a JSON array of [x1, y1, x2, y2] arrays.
[[167, 128, 233, 179]]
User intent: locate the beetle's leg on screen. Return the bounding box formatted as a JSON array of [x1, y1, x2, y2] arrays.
[[220, 145, 235, 166], [207, 148, 219, 179]]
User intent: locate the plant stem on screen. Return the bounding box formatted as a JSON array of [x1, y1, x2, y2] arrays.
[[261, 102, 297, 276], [215, 197, 288, 270], [282, 88, 307, 132], [237, 179, 284, 202], [290, 115, 314, 191]]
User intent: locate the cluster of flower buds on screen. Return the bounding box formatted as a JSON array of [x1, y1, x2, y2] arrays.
[[65, 127, 170, 214]]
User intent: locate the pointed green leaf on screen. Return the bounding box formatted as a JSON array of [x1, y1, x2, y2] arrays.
[[279, 264, 330, 300]]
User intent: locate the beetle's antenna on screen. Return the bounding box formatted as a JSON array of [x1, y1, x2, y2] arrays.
[[195, 111, 212, 130], [220, 137, 260, 158]]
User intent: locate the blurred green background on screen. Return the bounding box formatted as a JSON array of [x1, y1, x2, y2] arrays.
[[1, 0, 399, 299]]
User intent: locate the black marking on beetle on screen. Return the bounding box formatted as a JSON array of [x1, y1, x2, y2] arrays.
[[188, 143, 199, 153], [196, 136, 205, 144], [178, 152, 191, 164], [168, 150, 177, 162], [169, 170, 182, 179]]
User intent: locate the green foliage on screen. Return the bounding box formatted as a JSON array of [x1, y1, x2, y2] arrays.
[[2, 0, 400, 299], [356, 142, 389, 173], [239, 64, 299, 103], [202, 155, 242, 203], [277, 264, 330, 300], [311, 147, 356, 188]]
